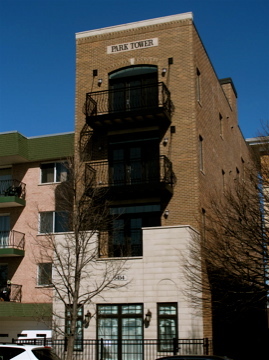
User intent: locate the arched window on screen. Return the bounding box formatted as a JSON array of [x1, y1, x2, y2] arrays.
[[109, 65, 158, 112]]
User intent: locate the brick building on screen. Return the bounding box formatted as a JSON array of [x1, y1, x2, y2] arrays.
[[0, 131, 73, 341], [57, 12, 253, 358], [0, 11, 257, 358]]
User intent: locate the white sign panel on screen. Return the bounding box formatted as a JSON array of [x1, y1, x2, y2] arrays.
[[107, 38, 158, 54]]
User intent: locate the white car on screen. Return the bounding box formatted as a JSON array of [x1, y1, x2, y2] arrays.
[[0, 344, 61, 360]]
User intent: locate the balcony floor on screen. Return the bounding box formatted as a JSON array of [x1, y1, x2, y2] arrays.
[[0, 196, 26, 208]]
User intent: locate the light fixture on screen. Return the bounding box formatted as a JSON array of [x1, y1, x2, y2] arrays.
[[164, 209, 169, 218], [144, 309, 152, 327], [83, 311, 92, 328], [98, 79, 102, 86], [162, 68, 167, 77], [163, 138, 168, 146]]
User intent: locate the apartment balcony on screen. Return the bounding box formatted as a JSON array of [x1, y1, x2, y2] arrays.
[[0, 284, 22, 302], [85, 155, 174, 200], [0, 230, 25, 257], [0, 179, 26, 208], [84, 82, 172, 130]]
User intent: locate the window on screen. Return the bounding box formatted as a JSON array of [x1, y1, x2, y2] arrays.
[[0, 169, 12, 195], [222, 169, 226, 191], [241, 157, 245, 180], [235, 167, 240, 181], [37, 263, 52, 286], [108, 204, 161, 257], [199, 135, 204, 172], [201, 208, 206, 241], [196, 68, 201, 102], [109, 133, 159, 186], [219, 113, 223, 137], [0, 264, 8, 289], [0, 347, 25, 358], [109, 65, 158, 113], [65, 305, 84, 351], [39, 211, 70, 233], [40, 162, 68, 183], [0, 215, 10, 248], [97, 304, 143, 360], [158, 303, 178, 351]]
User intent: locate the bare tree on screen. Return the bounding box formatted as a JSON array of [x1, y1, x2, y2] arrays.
[[184, 138, 269, 357], [35, 158, 127, 360]]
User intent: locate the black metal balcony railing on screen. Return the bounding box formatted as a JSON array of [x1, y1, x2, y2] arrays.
[[14, 338, 211, 359], [84, 82, 172, 119], [85, 155, 174, 188], [0, 230, 25, 250], [0, 283, 22, 302], [0, 179, 26, 199]]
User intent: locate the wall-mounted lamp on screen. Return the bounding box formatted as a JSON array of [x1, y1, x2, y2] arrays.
[[164, 209, 169, 218], [144, 309, 152, 328], [162, 68, 167, 77], [163, 138, 169, 146], [83, 311, 92, 328], [98, 79, 102, 87]]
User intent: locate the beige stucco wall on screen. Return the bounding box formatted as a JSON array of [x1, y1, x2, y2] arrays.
[[53, 225, 203, 343]]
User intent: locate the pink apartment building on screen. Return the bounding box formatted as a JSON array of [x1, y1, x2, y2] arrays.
[[0, 131, 73, 341]]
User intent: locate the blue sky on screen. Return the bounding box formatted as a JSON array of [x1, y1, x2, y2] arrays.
[[0, 0, 268, 139]]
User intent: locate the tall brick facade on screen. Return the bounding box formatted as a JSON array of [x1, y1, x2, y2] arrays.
[[71, 12, 253, 356]]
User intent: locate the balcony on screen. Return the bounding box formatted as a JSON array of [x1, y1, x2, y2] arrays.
[[0, 283, 22, 302], [0, 230, 25, 257], [0, 179, 26, 208], [84, 82, 172, 130], [85, 155, 174, 199]]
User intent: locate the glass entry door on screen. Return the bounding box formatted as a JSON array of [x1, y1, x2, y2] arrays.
[[109, 66, 158, 113], [98, 304, 143, 360], [0, 264, 8, 288], [109, 140, 159, 186], [0, 215, 10, 248]]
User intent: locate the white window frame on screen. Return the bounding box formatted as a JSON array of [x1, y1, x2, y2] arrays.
[[39, 211, 69, 234], [40, 162, 68, 184]]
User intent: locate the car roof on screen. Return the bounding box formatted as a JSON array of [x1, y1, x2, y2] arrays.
[[0, 344, 50, 349], [156, 356, 230, 360]]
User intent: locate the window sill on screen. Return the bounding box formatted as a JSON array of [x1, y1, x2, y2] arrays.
[[97, 256, 143, 261], [36, 285, 53, 288], [37, 231, 73, 236], [38, 182, 61, 186]]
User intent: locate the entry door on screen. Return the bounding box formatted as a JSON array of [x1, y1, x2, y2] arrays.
[[98, 304, 143, 360], [109, 66, 158, 113], [0, 215, 10, 248], [111, 146, 142, 185], [0, 173, 12, 195], [110, 141, 159, 186], [0, 264, 8, 288]]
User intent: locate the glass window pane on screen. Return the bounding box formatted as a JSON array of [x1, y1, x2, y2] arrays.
[[98, 305, 118, 315], [38, 263, 52, 285], [159, 304, 177, 315], [56, 163, 68, 182], [122, 304, 142, 314], [41, 163, 54, 183], [55, 212, 69, 233], [40, 212, 53, 233]]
